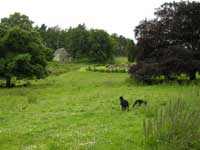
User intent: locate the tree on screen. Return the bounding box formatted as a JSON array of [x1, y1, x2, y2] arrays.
[[66, 24, 90, 59], [111, 34, 133, 57], [88, 29, 113, 63], [130, 1, 200, 82], [37, 25, 63, 50], [1, 12, 33, 30], [0, 24, 8, 37], [0, 27, 50, 87], [127, 40, 138, 62]]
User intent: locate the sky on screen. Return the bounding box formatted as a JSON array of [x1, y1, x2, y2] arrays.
[[0, 0, 196, 40]]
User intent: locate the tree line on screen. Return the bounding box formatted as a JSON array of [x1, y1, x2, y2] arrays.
[[0, 12, 136, 87], [35, 23, 136, 62]]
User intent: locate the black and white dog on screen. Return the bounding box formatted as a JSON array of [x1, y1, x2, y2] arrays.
[[133, 99, 147, 107]]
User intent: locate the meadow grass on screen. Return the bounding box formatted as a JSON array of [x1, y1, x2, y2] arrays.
[[143, 100, 200, 150], [0, 61, 200, 150]]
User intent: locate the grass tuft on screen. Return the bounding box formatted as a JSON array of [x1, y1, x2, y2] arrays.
[[143, 99, 200, 150]]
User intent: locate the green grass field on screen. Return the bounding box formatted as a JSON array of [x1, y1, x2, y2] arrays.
[[0, 61, 200, 150]]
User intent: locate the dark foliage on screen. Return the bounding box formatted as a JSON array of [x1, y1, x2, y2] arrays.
[[130, 1, 200, 82]]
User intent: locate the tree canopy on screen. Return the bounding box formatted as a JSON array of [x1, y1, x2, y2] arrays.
[[129, 1, 200, 82], [0, 13, 52, 87], [110, 34, 133, 57], [66, 24, 90, 59], [88, 29, 113, 62], [1, 12, 33, 30], [36, 23, 134, 62]]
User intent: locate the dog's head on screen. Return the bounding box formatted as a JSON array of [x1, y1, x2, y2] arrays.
[[119, 96, 123, 101]]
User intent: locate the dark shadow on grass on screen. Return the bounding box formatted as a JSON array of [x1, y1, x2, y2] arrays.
[[126, 77, 200, 86], [0, 83, 30, 89]]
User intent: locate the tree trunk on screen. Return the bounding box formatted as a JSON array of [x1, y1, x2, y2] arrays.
[[189, 70, 196, 80], [5, 77, 11, 88]]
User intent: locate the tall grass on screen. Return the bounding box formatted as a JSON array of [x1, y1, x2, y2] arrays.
[[143, 99, 200, 150]]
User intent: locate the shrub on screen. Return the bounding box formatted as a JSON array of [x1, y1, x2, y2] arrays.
[[87, 65, 128, 73], [143, 99, 200, 150]]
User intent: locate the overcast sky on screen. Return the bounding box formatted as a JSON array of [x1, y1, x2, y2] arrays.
[[0, 0, 196, 40]]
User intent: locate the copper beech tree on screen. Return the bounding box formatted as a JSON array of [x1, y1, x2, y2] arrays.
[[129, 1, 200, 82]]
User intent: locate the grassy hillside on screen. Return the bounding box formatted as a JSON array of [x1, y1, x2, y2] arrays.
[[0, 61, 200, 150]]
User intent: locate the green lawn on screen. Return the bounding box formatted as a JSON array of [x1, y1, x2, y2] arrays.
[[0, 61, 200, 150]]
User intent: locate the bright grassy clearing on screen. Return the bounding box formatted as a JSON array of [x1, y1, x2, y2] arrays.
[[0, 62, 200, 150], [114, 57, 129, 64]]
